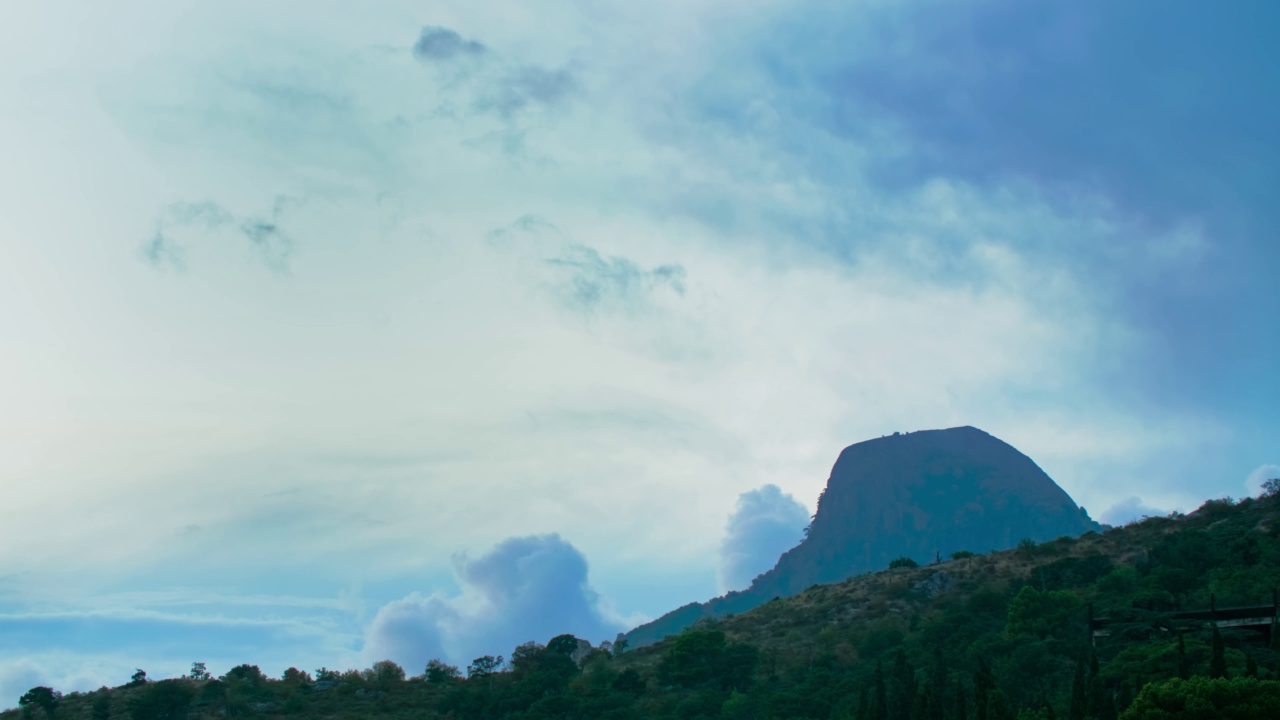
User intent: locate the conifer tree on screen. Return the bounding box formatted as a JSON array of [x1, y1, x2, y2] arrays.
[[987, 689, 1014, 720], [1210, 626, 1228, 679], [973, 658, 995, 720], [891, 648, 915, 720], [872, 659, 889, 720], [1087, 649, 1105, 718], [1069, 658, 1086, 720], [1176, 633, 1189, 679]]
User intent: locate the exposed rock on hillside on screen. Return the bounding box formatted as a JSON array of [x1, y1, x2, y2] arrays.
[[627, 426, 1099, 646]]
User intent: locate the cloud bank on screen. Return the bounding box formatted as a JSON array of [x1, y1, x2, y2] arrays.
[[718, 485, 809, 593], [362, 535, 623, 672]]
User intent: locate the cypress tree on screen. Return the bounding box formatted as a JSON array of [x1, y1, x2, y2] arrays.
[[891, 648, 915, 720], [1176, 633, 1189, 680], [973, 658, 994, 720], [873, 660, 888, 720], [1087, 650, 1104, 718], [987, 689, 1014, 720], [1210, 626, 1228, 679], [1069, 658, 1086, 720]]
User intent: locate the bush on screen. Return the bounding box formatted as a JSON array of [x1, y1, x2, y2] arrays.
[[1121, 677, 1280, 719], [888, 557, 919, 570]]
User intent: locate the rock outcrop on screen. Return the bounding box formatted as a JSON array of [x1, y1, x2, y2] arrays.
[[626, 426, 1100, 646]]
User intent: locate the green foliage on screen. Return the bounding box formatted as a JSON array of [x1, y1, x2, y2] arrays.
[[128, 671, 147, 688], [1210, 627, 1228, 679], [186, 662, 210, 681], [128, 681, 194, 720], [11, 486, 1280, 720], [656, 628, 758, 692], [467, 654, 503, 678], [424, 658, 461, 683], [889, 557, 920, 570], [18, 687, 60, 718], [952, 550, 977, 560], [90, 692, 111, 720], [1120, 677, 1280, 719], [1005, 586, 1081, 639]]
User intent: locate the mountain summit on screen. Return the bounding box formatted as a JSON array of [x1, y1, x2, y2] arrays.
[[626, 425, 1100, 646]]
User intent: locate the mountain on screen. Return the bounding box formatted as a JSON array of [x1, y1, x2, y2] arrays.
[[625, 425, 1100, 646]]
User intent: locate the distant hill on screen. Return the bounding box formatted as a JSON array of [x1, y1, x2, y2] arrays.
[[626, 426, 1100, 646]]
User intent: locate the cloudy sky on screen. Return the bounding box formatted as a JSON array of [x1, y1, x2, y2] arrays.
[[1, 0, 1276, 703]]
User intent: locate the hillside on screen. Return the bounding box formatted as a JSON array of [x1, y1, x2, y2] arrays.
[[628, 426, 1101, 646], [9, 488, 1280, 720]]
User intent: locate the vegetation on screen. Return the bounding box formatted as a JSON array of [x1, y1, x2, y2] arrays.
[[7, 488, 1280, 720]]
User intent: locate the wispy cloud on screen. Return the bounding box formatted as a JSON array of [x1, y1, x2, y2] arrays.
[[546, 244, 686, 317], [141, 196, 301, 273], [412, 27, 488, 63]]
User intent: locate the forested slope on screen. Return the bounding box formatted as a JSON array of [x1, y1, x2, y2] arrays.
[[8, 488, 1280, 720]]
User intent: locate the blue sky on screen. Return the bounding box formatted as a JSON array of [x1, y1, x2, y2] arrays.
[[0, 0, 1276, 705]]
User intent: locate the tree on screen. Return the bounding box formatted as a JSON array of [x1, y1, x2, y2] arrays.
[[952, 550, 977, 560], [1261, 478, 1280, 497], [548, 634, 581, 656], [370, 660, 406, 687], [1211, 626, 1229, 679], [974, 658, 996, 720], [425, 659, 461, 684], [611, 668, 646, 696], [1177, 633, 1190, 680], [19, 687, 61, 718], [890, 648, 915, 720], [221, 665, 266, 685], [467, 655, 504, 679], [129, 670, 148, 687], [91, 693, 111, 720], [1069, 658, 1086, 720], [129, 681, 194, 720], [281, 667, 312, 686], [889, 557, 919, 570], [186, 662, 210, 681]]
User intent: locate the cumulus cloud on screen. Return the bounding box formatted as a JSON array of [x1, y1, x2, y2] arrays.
[[1246, 464, 1280, 497], [412, 26, 487, 62], [718, 485, 809, 593], [1100, 496, 1167, 526], [362, 535, 623, 672]]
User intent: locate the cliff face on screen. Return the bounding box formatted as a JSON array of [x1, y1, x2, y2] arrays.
[[626, 426, 1100, 646]]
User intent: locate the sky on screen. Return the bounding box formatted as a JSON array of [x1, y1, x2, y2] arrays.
[[1, 0, 1277, 704]]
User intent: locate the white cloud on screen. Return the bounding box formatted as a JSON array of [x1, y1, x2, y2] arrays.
[[1246, 464, 1280, 497], [718, 485, 809, 593], [1099, 496, 1168, 527], [361, 535, 624, 672], [0, 0, 1261, 677]]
